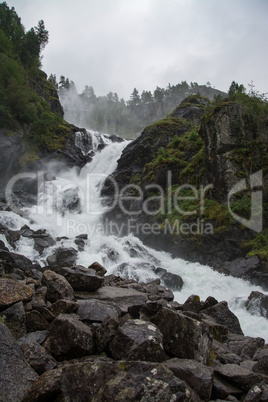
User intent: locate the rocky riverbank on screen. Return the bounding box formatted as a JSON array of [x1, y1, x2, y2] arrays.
[[1, 229, 268, 401]]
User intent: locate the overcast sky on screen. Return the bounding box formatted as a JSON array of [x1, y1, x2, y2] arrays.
[[5, 0, 268, 99]]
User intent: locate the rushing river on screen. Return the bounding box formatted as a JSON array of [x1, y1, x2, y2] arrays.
[[1, 130, 267, 341]]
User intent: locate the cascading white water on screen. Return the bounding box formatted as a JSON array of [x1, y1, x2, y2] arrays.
[[1, 130, 268, 341]]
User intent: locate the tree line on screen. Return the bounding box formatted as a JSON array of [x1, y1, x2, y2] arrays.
[[49, 75, 226, 138]]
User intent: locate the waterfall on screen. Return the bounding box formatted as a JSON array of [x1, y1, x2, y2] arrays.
[[1, 131, 268, 341]]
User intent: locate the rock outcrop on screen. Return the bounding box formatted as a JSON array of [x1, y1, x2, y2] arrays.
[[102, 94, 267, 279]]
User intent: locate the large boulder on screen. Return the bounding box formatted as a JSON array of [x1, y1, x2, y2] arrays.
[[77, 299, 120, 323], [41, 269, 75, 302], [52, 265, 104, 292], [0, 278, 34, 311], [226, 333, 265, 359], [151, 307, 212, 364], [214, 363, 261, 392], [47, 247, 77, 267], [49, 313, 94, 360], [246, 291, 268, 319], [23, 368, 63, 402], [0, 300, 27, 338], [0, 322, 38, 401], [59, 360, 193, 401], [108, 319, 167, 362], [164, 358, 214, 401], [201, 301, 244, 335], [0, 249, 39, 274], [80, 285, 148, 313], [21, 340, 57, 375]]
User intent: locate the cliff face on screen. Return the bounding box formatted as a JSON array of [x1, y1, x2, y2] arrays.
[[102, 94, 268, 273], [200, 102, 267, 201]]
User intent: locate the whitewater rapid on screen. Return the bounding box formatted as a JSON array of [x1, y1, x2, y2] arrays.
[[1, 130, 268, 342]]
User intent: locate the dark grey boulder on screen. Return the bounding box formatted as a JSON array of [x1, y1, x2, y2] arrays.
[[88, 261, 107, 276], [47, 247, 77, 267], [246, 291, 268, 319], [252, 356, 268, 378], [41, 269, 75, 302], [201, 301, 244, 335], [154, 267, 183, 291], [219, 256, 260, 278], [0, 300, 27, 338], [52, 265, 104, 292], [26, 310, 49, 332], [212, 373, 244, 400], [212, 340, 243, 365], [151, 307, 212, 363], [19, 330, 49, 346], [164, 358, 214, 401], [80, 285, 148, 313], [94, 316, 119, 353], [108, 319, 167, 362], [21, 340, 57, 375], [22, 367, 63, 402], [59, 360, 193, 401], [0, 278, 34, 311], [0, 322, 38, 401], [181, 294, 203, 313], [50, 299, 78, 316], [49, 313, 94, 360], [227, 333, 265, 359], [34, 234, 55, 254], [77, 299, 121, 323], [215, 363, 261, 392]]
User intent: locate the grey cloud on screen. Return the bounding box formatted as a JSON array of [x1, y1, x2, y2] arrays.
[[6, 0, 268, 98]]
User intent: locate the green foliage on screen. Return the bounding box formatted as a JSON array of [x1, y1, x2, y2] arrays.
[[242, 229, 268, 260], [0, 2, 69, 154]]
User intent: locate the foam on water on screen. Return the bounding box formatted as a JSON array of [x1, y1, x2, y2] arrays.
[[1, 130, 267, 341]]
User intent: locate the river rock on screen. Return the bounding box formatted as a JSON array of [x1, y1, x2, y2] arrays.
[[151, 307, 212, 363], [52, 265, 104, 292], [244, 382, 268, 402], [164, 358, 214, 401], [154, 267, 183, 291], [41, 269, 75, 302], [219, 256, 260, 278], [0, 278, 34, 311], [246, 291, 268, 319], [50, 299, 78, 316], [49, 313, 94, 360], [77, 299, 121, 323], [212, 373, 244, 400], [23, 367, 63, 402], [108, 319, 167, 362], [19, 330, 50, 346], [201, 300, 244, 335], [0, 322, 38, 401], [226, 333, 265, 359], [21, 340, 57, 374], [215, 363, 261, 392], [252, 356, 268, 378], [88, 261, 107, 276], [181, 294, 203, 313], [26, 310, 49, 332], [0, 300, 27, 338], [34, 234, 55, 254], [79, 285, 148, 313], [47, 247, 77, 267], [212, 339, 243, 365], [0, 249, 39, 274], [59, 359, 193, 401], [94, 316, 119, 353]]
